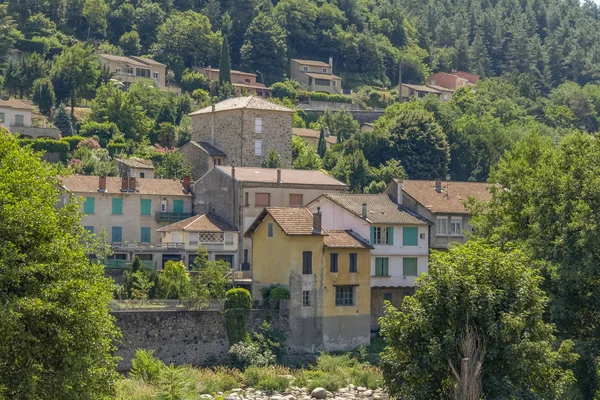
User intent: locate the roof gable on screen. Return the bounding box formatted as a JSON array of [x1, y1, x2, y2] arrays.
[[189, 96, 294, 116], [214, 166, 347, 187], [245, 207, 325, 236], [157, 212, 236, 232]]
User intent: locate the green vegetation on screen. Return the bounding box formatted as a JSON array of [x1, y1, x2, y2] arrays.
[[224, 288, 252, 344], [0, 131, 119, 398]]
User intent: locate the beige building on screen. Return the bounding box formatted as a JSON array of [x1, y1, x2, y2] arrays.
[[98, 54, 167, 89], [157, 213, 238, 269], [198, 67, 271, 98], [290, 59, 343, 95], [115, 158, 155, 179], [246, 207, 371, 352], [60, 175, 193, 269], [185, 96, 294, 179], [192, 166, 348, 274], [292, 127, 337, 149], [385, 179, 493, 250], [0, 96, 59, 139]]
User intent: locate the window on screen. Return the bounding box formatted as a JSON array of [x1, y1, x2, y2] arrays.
[[315, 79, 331, 86], [303, 66, 309, 71], [267, 222, 274, 238], [302, 290, 310, 306], [140, 227, 151, 243], [371, 226, 393, 245], [153, 71, 159, 79], [375, 257, 389, 276], [112, 198, 123, 215], [302, 251, 312, 274], [349, 253, 358, 273], [83, 197, 95, 214], [255, 140, 262, 156], [383, 293, 393, 302], [112, 226, 122, 242], [330, 253, 339, 273], [443, 94, 448, 101], [140, 199, 151, 215], [322, 68, 327, 73], [289, 194, 303, 207], [403, 227, 418, 246], [451, 218, 463, 236], [403, 257, 418, 276], [14, 115, 24, 126], [126, 67, 133, 74], [137, 254, 153, 261], [245, 78, 251, 83], [189, 232, 199, 245], [84, 226, 94, 234], [255, 193, 270, 207], [244, 192, 249, 206], [255, 117, 262, 133], [225, 233, 234, 245], [436, 217, 448, 235], [335, 286, 355, 306], [215, 254, 234, 267], [161, 200, 167, 212], [0, 112, 5, 123], [115, 68, 121, 74], [140, 172, 145, 178], [136, 68, 151, 77], [333, 80, 336, 87], [173, 200, 184, 213]]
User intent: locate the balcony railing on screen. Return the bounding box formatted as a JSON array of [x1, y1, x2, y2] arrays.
[[155, 212, 195, 222], [102, 259, 156, 269], [111, 241, 186, 250], [229, 270, 252, 282]]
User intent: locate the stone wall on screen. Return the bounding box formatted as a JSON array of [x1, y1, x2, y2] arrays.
[[178, 142, 211, 181], [113, 309, 290, 370]]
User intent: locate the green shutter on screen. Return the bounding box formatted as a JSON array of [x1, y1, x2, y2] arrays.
[[112, 198, 123, 215], [403, 257, 418, 276], [140, 199, 151, 215], [370, 226, 375, 244], [375, 257, 389, 276], [83, 197, 95, 214], [387, 226, 394, 245], [112, 226, 122, 242], [84, 226, 94, 234], [173, 200, 184, 213], [140, 227, 151, 243], [383, 258, 389, 276], [403, 227, 418, 246]]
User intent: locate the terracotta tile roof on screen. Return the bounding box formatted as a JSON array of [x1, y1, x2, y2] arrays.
[[303, 72, 342, 80], [233, 82, 270, 90], [130, 56, 165, 67], [245, 207, 326, 236], [292, 59, 331, 67], [215, 166, 347, 187], [60, 175, 191, 196], [323, 230, 372, 249], [292, 128, 337, 145], [115, 158, 154, 169], [427, 84, 454, 92], [189, 96, 294, 116], [402, 83, 441, 94], [0, 98, 34, 111], [316, 194, 428, 225], [400, 179, 493, 214], [202, 67, 258, 77], [157, 212, 236, 232], [98, 54, 148, 67], [188, 140, 226, 157], [453, 71, 480, 84]]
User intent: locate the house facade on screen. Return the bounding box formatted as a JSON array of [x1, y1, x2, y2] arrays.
[[198, 67, 271, 98], [186, 96, 294, 178], [306, 194, 429, 329], [0, 96, 59, 139], [246, 207, 371, 352], [290, 59, 343, 95], [192, 166, 348, 272], [60, 175, 193, 270], [385, 179, 492, 250], [157, 213, 239, 270], [98, 54, 167, 89], [115, 158, 155, 179], [292, 127, 337, 149]]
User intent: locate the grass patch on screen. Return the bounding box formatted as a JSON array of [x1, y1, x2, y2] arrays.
[[188, 366, 243, 394]]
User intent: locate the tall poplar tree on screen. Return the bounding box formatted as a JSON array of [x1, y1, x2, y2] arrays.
[[219, 34, 231, 84]]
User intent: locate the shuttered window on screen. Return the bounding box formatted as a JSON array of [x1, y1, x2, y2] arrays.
[[403, 257, 418, 276], [140, 199, 151, 215], [84, 226, 94, 234], [255, 193, 270, 207], [112, 226, 122, 242], [349, 253, 358, 273], [140, 227, 151, 243], [375, 257, 389, 276], [112, 198, 123, 215], [173, 200, 184, 213], [83, 197, 95, 214], [403, 227, 418, 246], [330, 253, 339, 273], [302, 251, 312, 274], [289, 194, 303, 207]]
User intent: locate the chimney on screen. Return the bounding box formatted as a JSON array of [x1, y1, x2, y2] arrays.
[[396, 179, 403, 205], [98, 176, 107, 193], [128, 177, 137, 192], [183, 175, 191, 192], [329, 56, 333, 68], [324, 128, 330, 137], [231, 165, 236, 180], [361, 203, 367, 219], [313, 207, 322, 234], [435, 178, 442, 193], [277, 169, 282, 183], [121, 176, 128, 192]]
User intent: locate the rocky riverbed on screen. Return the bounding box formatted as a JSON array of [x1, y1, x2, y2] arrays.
[[200, 384, 388, 400]]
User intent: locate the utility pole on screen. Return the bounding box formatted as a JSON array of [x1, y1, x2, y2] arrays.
[[398, 56, 403, 102]]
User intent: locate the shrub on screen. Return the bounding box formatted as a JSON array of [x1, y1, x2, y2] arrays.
[[308, 92, 352, 104], [116, 378, 156, 400], [315, 353, 357, 374], [230, 340, 276, 367], [155, 364, 196, 400], [224, 288, 252, 344], [268, 286, 290, 309], [129, 349, 165, 383], [256, 374, 290, 392], [271, 81, 299, 100], [306, 370, 345, 392], [60, 135, 86, 151], [156, 261, 191, 299], [180, 70, 210, 93], [107, 141, 127, 156], [75, 137, 101, 150], [189, 367, 241, 394], [351, 366, 381, 389]]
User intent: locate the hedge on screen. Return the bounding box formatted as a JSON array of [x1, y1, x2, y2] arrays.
[[107, 141, 127, 156], [61, 135, 86, 151], [18, 138, 69, 161], [308, 92, 352, 104]]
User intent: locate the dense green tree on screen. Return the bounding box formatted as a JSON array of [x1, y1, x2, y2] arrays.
[[291, 136, 323, 170], [219, 34, 231, 85], [50, 44, 100, 116], [119, 30, 141, 56], [0, 132, 120, 398], [154, 151, 192, 179], [381, 240, 577, 399], [330, 149, 369, 193], [31, 78, 55, 116], [83, 0, 109, 39], [240, 12, 288, 85], [180, 70, 210, 93], [0, 5, 22, 64], [2, 61, 21, 97], [134, 1, 166, 52], [317, 127, 326, 158], [156, 261, 190, 299], [319, 109, 360, 143], [261, 149, 282, 168], [53, 102, 74, 136]]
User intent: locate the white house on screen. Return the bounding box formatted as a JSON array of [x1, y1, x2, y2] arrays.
[[306, 193, 430, 329]]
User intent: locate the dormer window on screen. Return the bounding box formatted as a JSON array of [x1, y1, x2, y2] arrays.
[[322, 68, 327, 73], [303, 66, 308, 71]]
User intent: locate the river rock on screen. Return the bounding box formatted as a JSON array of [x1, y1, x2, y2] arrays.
[[311, 388, 327, 399]]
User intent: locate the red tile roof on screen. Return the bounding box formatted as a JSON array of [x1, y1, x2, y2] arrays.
[[291, 59, 330, 67], [323, 230, 372, 249], [400, 179, 493, 214], [157, 213, 236, 232], [215, 166, 346, 187], [245, 207, 326, 236], [0, 98, 34, 111], [60, 175, 191, 196], [189, 96, 294, 115]]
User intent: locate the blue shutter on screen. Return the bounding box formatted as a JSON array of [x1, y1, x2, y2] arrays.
[[387, 226, 394, 245], [140, 227, 151, 243], [83, 197, 95, 214], [173, 200, 184, 213], [140, 199, 151, 215], [112, 226, 122, 242], [370, 226, 375, 245], [403, 227, 418, 246], [112, 198, 123, 215], [383, 258, 389, 276]]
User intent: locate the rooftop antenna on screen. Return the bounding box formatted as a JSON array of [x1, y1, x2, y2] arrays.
[[445, 174, 451, 198]]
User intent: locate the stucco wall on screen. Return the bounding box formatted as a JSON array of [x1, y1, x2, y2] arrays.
[[0, 106, 32, 127], [191, 109, 292, 169], [113, 309, 290, 370], [370, 287, 415, 330], [178, 143, 212, 181]]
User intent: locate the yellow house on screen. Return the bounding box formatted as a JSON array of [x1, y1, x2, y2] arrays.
[[245, 207, 372, 352]]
